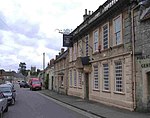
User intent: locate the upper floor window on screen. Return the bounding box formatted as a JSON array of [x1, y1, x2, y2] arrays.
[[85, 35, 89, 56], [73, 43, 77, 60], [113, 15, 122, 45], [69, 48, 72, 62], [102, 23, 109, 49], [93, 30, 99, 52], [78, 40, 82, 57]]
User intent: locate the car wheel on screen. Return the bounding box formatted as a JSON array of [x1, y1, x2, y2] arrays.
[[11, 98, 15, 105], [4, 105, 8, 112]]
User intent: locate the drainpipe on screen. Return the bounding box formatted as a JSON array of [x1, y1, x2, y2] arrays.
[[131, 3, 140, 110]]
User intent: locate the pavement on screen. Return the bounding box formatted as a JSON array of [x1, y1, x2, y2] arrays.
[[39, 89, 150, 118]]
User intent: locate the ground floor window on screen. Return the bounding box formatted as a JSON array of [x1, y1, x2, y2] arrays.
[[103, 63, 109, 91], [93, 65, 99, 90], [69, 70, 72, 86], [78, 71, 82, 88], [61, 76, 64, 87], [115, 61, 123, 92], [74, 69, 77, 87]]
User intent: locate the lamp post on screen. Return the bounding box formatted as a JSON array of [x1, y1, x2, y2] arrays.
[[43, 53, 45, 82]]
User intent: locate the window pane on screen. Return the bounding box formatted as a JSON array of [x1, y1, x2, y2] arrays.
[[103, 24, 108, 49], [74, 70, 77, 86], [114, 16, 121, 45], [115, 61, 123, 92], [78, 72, 82, 87], [94, 31, 98, 51], [94, 65, 99, 89], [103, 63, 109, 90], [86, 36, 89, 56]]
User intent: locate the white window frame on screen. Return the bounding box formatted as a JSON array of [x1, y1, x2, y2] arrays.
[[73, 43, 77, 61], [78, 40, 83, 57], [102, 23, 109, 50], [113, 14, 122, 46], [93, 65, 99, 90], [69, 70, 72, 86], [74, 69, 77, 87], [114, 60, 123, 92], [69, 48, 73, 62], [103, 63, 109, 91], [93, 30, 99, 52], [78, 71, 82, 88], [61, 76, 64, 87], [85, 35, 89, 56]]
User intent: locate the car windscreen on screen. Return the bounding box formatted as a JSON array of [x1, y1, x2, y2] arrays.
[[0, 87, 11, 93], [32, 81, 41, 84]]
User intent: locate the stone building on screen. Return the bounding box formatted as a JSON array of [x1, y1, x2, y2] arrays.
[[45, 59, 55, 90], [66, 0, 147, 111], [133, 0, 150, 112], [54, 48, 69, 94]]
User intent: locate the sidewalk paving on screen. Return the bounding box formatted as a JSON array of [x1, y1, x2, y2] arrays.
[[39, 89, 150, 118]]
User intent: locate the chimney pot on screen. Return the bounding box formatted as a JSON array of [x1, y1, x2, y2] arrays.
[[89, 11, 91, 15], [85, 9, 87, 15], [61, 48, 65, 53]]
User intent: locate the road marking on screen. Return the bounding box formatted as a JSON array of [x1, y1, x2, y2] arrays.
[[38, 92, 102, 118]]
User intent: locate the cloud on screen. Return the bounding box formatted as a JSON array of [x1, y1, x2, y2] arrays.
[[0, 0, 106, 71]]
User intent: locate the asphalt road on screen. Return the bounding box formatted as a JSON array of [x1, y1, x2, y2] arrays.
[[3, 84, 89, 118]]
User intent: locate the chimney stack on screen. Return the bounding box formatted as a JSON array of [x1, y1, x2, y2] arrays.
[[83, 9, 89, 21], [61, 48, 65, 54]]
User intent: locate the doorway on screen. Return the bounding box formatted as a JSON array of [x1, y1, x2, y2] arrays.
[[147, 72, 150, 111], [51, 76, 53, 90], [85, 73, 89, 99]]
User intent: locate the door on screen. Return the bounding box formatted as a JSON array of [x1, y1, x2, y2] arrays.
[[147, 72, 150, 111], [51, 76, 53, 90], [85, 73, 89, 99]]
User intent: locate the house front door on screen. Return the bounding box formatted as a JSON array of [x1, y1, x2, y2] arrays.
[[85, 73, 89, 99]]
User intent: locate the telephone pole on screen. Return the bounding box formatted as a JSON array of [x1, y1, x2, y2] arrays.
[[43, 53, 45, 81]]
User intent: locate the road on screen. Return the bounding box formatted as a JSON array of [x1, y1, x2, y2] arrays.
[[3, 84, 89, 118]]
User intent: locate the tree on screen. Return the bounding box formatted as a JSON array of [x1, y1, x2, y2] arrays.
[[18, 62, 27, 76]]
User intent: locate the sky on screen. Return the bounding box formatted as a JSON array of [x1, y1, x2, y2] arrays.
[[0, 0, 106, 72]]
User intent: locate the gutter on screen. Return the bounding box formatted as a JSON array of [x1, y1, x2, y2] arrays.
[[131, 3, 140, 110]]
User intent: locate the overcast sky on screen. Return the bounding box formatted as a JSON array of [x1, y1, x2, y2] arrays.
[[0, 0, 106, 72]]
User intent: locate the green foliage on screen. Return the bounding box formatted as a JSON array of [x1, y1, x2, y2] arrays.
[[18, 62, 27, 76], [44, 74, 49, 89]]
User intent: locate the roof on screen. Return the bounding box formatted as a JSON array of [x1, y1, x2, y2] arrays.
[[55, 49, 68, 63], [71, 0, 130, 41]]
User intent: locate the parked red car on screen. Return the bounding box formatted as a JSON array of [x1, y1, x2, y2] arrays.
[[29, 78, 42, 91]]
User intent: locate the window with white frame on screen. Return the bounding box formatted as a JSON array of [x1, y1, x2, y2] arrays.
[[103, 63, 109, 90], [74, 69, 77, 86], [93, 30, 98, 52], [73, 43, 77, 60], [78, 40, 82, 57], [78, 71, 82, 88], [93, 65, 99, 89], [103, 24, 109, 49], [61, 76, 64, 87], [114, 15, 122, 45], [115, 61, 123, 92], [69, 48, 72, 62], [85, 35, 89, 56], [69, 70, 72, 86]]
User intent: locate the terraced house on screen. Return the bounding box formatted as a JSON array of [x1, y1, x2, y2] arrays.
[[54, 48, 69, 94], [63, 0, 150, 111]]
